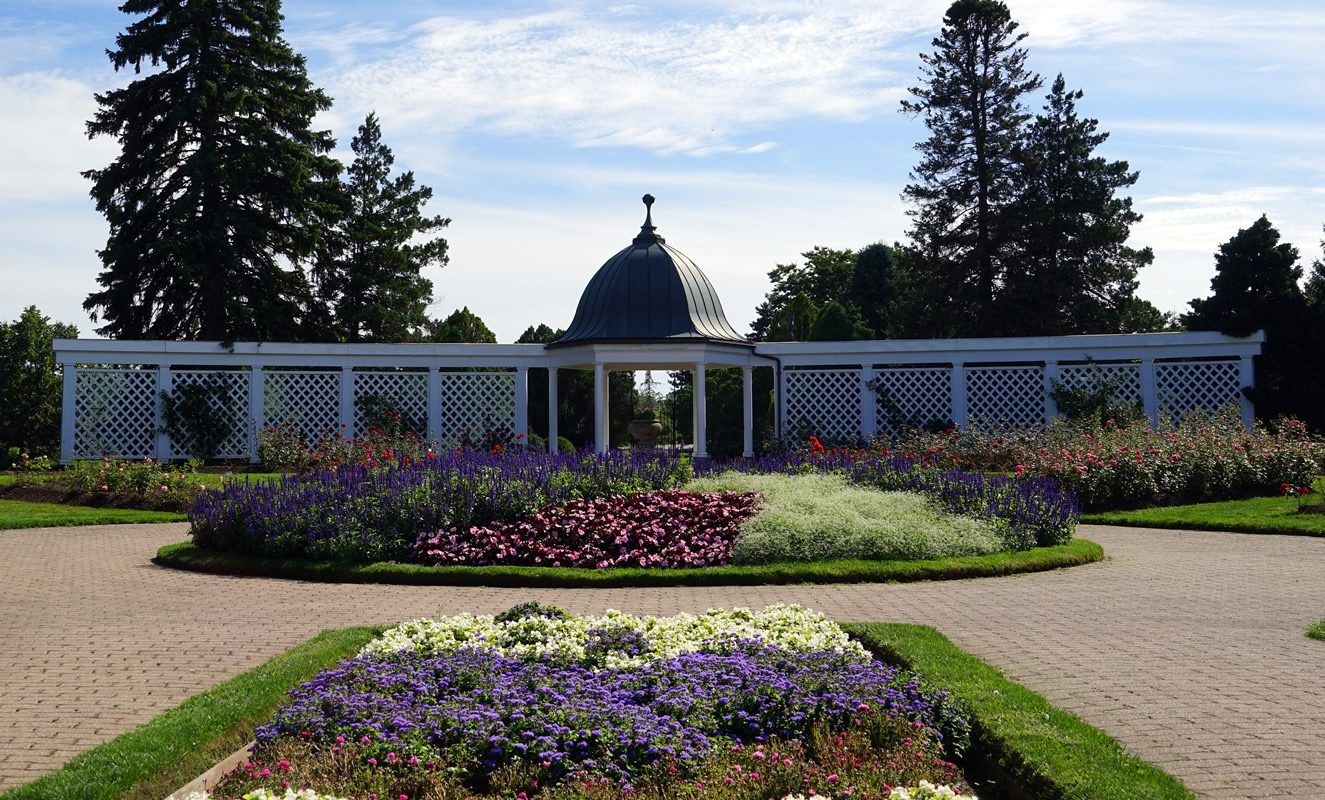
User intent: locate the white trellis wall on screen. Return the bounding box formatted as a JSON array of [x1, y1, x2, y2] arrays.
[[760, 331, 1264, 441], [54, 331, 1264, 461]]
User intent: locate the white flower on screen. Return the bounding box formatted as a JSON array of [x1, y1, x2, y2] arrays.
[[887, 781, 977, 800]]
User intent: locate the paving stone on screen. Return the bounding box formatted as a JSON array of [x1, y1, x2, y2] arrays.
[[0, 522, 1323, 798]]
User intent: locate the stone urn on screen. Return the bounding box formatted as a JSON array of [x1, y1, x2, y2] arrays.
[[628, 418, 663, 447]]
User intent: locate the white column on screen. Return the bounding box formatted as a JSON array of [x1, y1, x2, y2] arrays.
[[693, 362, 708, 459], [514, 366, 529, 446], [427, 368, 442, 444], [155, 364, 172, 460], [339, 366, 355, 437], [60, 361, 76, 464], [1043, 361, 1060, 422], [860, 364, 877, 440], [593, 363, 607, 454], [1238, 355, 1256, 429], [1140, 358, 1158, 427], [248, 366, 264, 463], [547, 368, 559, 453], [741, 365, 754, 458], [950, 362, 967, 428]]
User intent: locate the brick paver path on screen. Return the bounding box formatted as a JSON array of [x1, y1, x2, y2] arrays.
[[1, 523, 1323, 797]]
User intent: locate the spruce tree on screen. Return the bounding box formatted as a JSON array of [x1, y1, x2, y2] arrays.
[[314, 113, 449, 342], [84, 0, 342, 341], [900, 0, 1041, 336], [1001, 75, 1153, 334]]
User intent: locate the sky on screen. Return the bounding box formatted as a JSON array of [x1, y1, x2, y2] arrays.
[[2, 0, 1324, 343]]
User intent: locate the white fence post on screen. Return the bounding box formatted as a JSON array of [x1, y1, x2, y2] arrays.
[[1140, 358, 1158, 426], [339, 366, 355, 437], [514, 366, 529, 444], [547, 368, 559, 452], [1238, 355, 1256, 429], [60, 362, 76, 464], [155, 364, 172, 460], [860, 364, 877, 440], [248, 365, 264, 463], [1043, 361, 1060, 421], [950, 362, 967, 427], [426, 368, 442, 444]]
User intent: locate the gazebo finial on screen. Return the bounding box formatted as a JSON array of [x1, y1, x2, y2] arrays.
[[635, 193, 663, 244]]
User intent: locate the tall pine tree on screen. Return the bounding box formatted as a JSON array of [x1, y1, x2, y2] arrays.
[[1000, 75, 1153, 334], [84, 0, 342, 341], [313, 113, 450, 342], [901, 0, 1041, 337]]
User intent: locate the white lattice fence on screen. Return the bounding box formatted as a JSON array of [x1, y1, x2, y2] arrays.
[[966, 366, 1046, 427], [783, 369, 862, 440], [437, 371, 516, 445], [167, 370, 251, 459], [1056, 363, 1142, 407], [871, 367, 952, 435], [263, 370, 341, 446], [1156, 361, 1242, 418], [353, 371, 429, 436], [73, 368, 158, 459]]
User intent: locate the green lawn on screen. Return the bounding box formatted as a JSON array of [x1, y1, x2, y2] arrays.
[[843, 623, 1193, 800], [0, 499, 186, 529], [1083, 495, 1325, 536], [156, 538, 1104, 588], [0, 628, 380, 800]]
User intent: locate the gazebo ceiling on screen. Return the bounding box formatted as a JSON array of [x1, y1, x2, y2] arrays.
[[547, 195, 751, 349]]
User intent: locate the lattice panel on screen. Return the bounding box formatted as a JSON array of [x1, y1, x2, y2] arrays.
[[966, 366, 1046, 427], [783, 369, 863, 441], [436, 372, 515, 445], [73, 368, 158, 458], [871, 367, 952, 435], [167, 370, 251, 459], [353, 371, 429, 436], [1156, 361, 1241, 417], [263, 370, 341, 446], [1056, 363, 1142, 407]]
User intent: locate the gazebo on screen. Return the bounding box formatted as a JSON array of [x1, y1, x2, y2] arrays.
[[544, 195, 773, 457]]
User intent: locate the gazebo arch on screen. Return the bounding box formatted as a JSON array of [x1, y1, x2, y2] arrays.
[[544, 195, 773, 457]]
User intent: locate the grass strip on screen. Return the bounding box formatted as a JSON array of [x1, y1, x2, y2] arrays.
[[0, 499, 186, 529], [842, 622, 1193, 800], [1308, 619, 1325, 641], [1082, 495, 1325, 537], [154, 538, 1103, 588], [0, 627, 380, 800]]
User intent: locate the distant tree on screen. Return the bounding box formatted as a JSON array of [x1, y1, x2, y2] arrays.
[[0, 307, 78, 458], [808, 301, 869, 341], [851, 243, 904, 338], [750, 247, 857, 340], [1183, 216, 1321, 427], [425, 307, 496, 343], [1000, 75, 1153, 334], [1306, 230, 1325, 309], [313, 113, 449, 342], [901, 0, 1041, 336], [83, 0, 341, 341]]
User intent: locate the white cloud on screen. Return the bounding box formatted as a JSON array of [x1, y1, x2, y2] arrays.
[[0, 71, 116, 202]]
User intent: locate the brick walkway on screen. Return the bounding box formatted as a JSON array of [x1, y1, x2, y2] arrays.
[[0, 523, 1323, 797]]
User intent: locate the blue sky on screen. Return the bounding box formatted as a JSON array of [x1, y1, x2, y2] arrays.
[[2, 0, 1324, 342]]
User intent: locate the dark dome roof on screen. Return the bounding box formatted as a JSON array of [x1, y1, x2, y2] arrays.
[[549, 195, 750, 348]]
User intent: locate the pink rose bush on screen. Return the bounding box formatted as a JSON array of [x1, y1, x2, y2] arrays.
[[414, 490, 760, 569]]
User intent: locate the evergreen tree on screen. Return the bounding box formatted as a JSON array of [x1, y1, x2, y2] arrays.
[[313, 113, 449, 342], [1000, 75, 1153, 334], [1306, 231, 1325, 309], [900, 0, 1041, 336], [1183, 216, 1318, 426], [425, 307, 496, 343], [0, 307, 79, 458], [808, 301, 868, 341], [83, 0, 342, 341], [852, 243, 904, 338]]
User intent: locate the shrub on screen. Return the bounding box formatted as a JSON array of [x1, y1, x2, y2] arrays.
[[190, 451, 686, 562], [415, 489, 759, 569], [688, 473, 1003, 563], [65, 456, 208, 508], [256, 423, 313, 470]]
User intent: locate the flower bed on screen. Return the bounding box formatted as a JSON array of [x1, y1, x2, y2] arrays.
[[414, 490, 760, 569], [198, 604, 976, 800], [190, 451, 685, 562]]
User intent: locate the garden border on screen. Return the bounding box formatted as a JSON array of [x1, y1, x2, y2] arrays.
[[153, 539, 1103, 587]]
